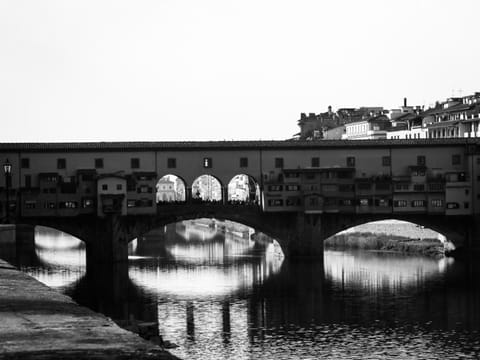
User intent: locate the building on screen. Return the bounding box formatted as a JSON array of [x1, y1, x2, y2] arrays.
[[343, 115, 391, 140]]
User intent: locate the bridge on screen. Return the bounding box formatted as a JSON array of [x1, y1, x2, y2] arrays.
[[1, 139, 480, 263]]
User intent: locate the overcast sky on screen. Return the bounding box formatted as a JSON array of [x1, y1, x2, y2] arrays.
[[1, 0, 479, 142]]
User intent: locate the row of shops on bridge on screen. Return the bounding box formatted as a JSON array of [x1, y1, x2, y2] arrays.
[[262, 166, 472, 216], [0, 163, 473, 218]]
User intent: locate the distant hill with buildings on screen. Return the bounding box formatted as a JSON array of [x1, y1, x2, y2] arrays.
[[294, 92, 480, 141]]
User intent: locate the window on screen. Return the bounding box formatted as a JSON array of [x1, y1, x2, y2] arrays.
[[25, 175, 31, 188], [167, 158, 176, 168], [446, 202, 459, 209], [82, 199, 94, 208], [376, 198, 390, 207], [21, 158, 30, 169], [394, 200, 408, 207], [268, 199, 284, 206], [412, 200, 426, 207], [240, 157, 248, 168], [286, 198, 301, 206], [359, 198, 370, 206], [131, 158, 140, 169], [382, 156, 391, 166], [57, 158, 66, 169], [339, 199, 353, 206], [357, 183, 371, 190], [285, 172, 299, 178], [417, 155, 426, 166], [339, 184, 354, 192], [413, 184, 425, 191], [452, 154, 461, 165], [24, 200, 36, 209], [395, 183, 409, 191], [464, 202, 470, 209], [286, 185, 300, 191], [431, 199, 443, 207], [116, 184, 123, 190], [305, 173, 315, 180], [95, 158, 104, 169], [102, 184, 108, 191], [346, 156, 356, 167], [311, 157, 320, 167], [203, 157, 212, 168], [268, 185, 283, 191], [44, 202, 56, 209], [275, 158, 284, 168], [59, 201, 78, 209], [322, 184, 338, 192], [309, 197, 319, 206], [138, 186, 152, 193], [127, 200, 136, 208]]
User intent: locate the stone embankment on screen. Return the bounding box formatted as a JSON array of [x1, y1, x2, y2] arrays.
[[0, 259, 178, 360]]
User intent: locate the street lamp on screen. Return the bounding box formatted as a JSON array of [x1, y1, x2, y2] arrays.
[[3, 159, 12, 223]]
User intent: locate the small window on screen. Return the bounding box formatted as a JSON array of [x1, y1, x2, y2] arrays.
[[346, 156, 356, 167], [431, 199, 443, 207], [131, 158, 140, 169], [25, 175, 31, 188], [240, 157, 248, 168], [394, 200, 408, 207], [275, 158, 284, 168], [127, 200, 136, 208], [116, 184, 122, 191], [417, 155, 426, 166], [102, 184, 108, 191], [411, 200, 426, 207], [382, 156, 391, 166], [311, 157, 320, 167], [203, 157, 212, 168], [452, 154, 461, 165], [57, 158, 66, 169], [167, 158, 176, 168], [21, 158, 30, 169], [95, 158, 104, 169]]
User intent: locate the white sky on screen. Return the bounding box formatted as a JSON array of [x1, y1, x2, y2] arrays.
[[1, 0, 479, 142]]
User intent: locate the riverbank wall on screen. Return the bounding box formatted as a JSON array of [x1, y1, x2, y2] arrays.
[[0, 257, 178, 359]]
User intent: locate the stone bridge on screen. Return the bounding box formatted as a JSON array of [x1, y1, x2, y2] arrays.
[[13, 203, 479, 265]]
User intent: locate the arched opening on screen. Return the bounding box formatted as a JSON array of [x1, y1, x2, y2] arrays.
[[191, 175, 222, 202], [324, 219, 452, 257], [156, 174, 186, 203], [227, 174, 260, 205], [0, 225, 87, 290]]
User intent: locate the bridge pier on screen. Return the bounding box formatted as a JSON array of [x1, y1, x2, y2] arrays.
[[266, 213, 325, 260], [85, 215, 129, 267]]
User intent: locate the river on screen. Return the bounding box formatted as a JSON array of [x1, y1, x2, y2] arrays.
[[1, 221, 480, 359]]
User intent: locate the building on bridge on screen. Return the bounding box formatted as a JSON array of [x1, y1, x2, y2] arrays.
[[2, 140, 480, 261]]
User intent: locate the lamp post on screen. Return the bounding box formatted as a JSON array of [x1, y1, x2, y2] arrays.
[[3, 159, 12, 223]]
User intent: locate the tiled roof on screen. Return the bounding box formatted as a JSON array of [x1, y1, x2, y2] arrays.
[[1, 139, 480, 152]]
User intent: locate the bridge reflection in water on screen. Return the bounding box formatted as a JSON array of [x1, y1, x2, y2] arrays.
[[1, 222, 480, 359]]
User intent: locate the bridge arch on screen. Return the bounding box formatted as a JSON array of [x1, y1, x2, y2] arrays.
[[156, 174, 187, 203], [318, 213, 468, 250], [191, 174, 224, 202], [227, 174, 260, 204]]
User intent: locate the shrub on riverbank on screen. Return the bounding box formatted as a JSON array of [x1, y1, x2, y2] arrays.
[[324, 232, 445, 258]]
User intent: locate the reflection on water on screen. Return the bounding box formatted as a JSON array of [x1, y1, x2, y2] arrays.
[[1, 221, 480, 359]]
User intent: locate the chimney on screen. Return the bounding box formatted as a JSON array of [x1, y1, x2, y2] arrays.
[[301, 113, 306, 120], [404, 97, 407, 107], [328, 105, 332, 115]]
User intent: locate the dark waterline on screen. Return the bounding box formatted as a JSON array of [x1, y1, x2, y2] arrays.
[[1, 223, 480, 359]]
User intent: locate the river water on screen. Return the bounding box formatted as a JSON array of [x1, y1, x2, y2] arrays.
[[1, 221, 480, 359]]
